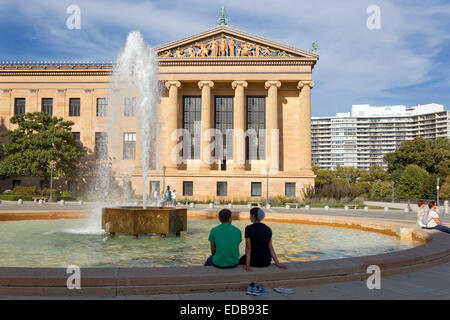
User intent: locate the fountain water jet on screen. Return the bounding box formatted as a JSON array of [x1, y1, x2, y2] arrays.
[[108, 31, 160, 208], [99, 31, 187, 237]]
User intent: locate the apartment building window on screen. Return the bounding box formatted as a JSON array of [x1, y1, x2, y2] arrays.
[[123, 132, 136, 160], [285, 183, 296, 198], [251, 182, 262, 197], [97, 98, 108, 117], [247, 96, 266, 160], [183, 96, 201, 160], [41, 98, 53, 115], [72, 132, 81, 142], [124, 97, 136, 117], [183, 181, 193, 196], [95, 132, 108, 159], [217, 182, 227, 197], [215, 96, 233, 160], [14, 98, 25, 115], [69, 98, 80, 116]]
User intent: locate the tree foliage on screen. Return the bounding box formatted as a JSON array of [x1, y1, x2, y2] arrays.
[[370, 180, 392, 199], [384, 137, 450, 177], [439, 175, 450, 201], [0, 112, 86, 179], [396, 164, 429, 199]]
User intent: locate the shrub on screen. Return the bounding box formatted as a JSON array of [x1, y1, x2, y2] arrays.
[[316, 184, 361, 201], [301, 185, 316, 201], [12, 186, 38, 195]]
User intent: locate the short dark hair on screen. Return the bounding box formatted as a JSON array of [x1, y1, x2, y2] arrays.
[[218, 209, 232, 223], [250, 207, 260, 221], [418, 200, 425, 207], [428, 200, 437, 209]]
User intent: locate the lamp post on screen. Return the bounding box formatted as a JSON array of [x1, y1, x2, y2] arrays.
[[437, 177, 440, 206], [266, 167, 270, 208], [162, 165, 167, 195], [391, 181, 395, 204], [49, 160, 56, 202]]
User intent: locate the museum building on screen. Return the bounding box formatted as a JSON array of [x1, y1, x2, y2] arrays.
[[0, 24, 318, 201]]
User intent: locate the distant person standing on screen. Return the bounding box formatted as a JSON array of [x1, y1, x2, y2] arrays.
[[422, 201, 450, 234], [172, 189, 177, 207], [164, 186, 172, 207]]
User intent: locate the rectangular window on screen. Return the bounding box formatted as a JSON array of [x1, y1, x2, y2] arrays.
[[72, 132, 81, 142], [215, 96, 233, 160], [97, 98, 107, 117], [217, 182, 227, 197], [150, 181, 160, 196], [124, 97, 136, 117], [247, 96, 266, 160], [182, 96, 201, 160], [285, 182, 296, 198], [123, 132, 136, 160], [183, 181, 193, 196], [12, 180, 21, 188], [251, 182, 262, 197], [95, 132, 108, 159], [41, 98, 53, 115], [40, 180, 48, 189], [14, 98, 25, 115], [69, 98, 80, 116]]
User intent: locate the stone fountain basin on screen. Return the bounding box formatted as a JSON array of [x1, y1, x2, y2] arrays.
[[101, 206, 187, 237]]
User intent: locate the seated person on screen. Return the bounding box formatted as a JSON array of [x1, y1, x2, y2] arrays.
[[422, 201, 450, 234], [239, 208, 287, 271], [204, 209, 242, 268], [416, 199, 426, 227]]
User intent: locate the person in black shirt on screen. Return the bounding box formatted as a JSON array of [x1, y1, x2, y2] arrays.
[[239, 208, 287, 271]]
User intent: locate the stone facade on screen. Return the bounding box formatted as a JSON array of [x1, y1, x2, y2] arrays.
[[0, 26, 318, 201]]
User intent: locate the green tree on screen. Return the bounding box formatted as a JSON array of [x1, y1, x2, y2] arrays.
[[422, 174, 442, 200], [396, 164, 429, 199], [439, 175, 450, 201], [336, 166, 361, 185], [370, 180, 392, 199], [384, 137, 450, 177], [0, 112, 86, 181], [313, 166, 336, 188], [360, 164, 389, 183]]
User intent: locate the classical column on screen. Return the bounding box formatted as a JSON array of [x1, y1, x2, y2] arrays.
[[198, 81, 214, 169], [297, 81, 315, 173], [165, 81, 181, 170], [232, 81, 248, 172], [265, 81, 281, 172]]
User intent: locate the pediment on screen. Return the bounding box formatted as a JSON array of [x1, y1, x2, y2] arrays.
[[156, 26, 318, 60]]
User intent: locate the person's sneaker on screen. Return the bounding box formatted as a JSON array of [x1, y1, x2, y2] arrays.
[[246, 282, 261, 296], [255, 283, 268, 294]]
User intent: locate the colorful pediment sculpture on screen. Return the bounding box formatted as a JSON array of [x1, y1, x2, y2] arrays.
[[158, 35, 294, 58]]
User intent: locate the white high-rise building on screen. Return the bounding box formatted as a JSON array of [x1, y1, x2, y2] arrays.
[[311, 103, 450, 169]]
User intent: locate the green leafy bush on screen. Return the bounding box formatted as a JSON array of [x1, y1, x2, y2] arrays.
[[12, 186, 38, 195]]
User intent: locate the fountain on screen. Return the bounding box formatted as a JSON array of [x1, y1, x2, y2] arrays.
[[101, 31, 186, 237]]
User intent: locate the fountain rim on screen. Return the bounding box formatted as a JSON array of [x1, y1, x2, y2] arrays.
[[1, 210, 450, 297]]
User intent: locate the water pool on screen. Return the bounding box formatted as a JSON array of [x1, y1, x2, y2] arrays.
[[0, 218, 421, 267]]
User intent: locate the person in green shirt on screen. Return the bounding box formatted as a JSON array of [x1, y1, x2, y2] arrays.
[[204, 209, 242, 268]]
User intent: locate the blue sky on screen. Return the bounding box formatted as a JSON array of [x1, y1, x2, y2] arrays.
[[0, 0, 449, 116]]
